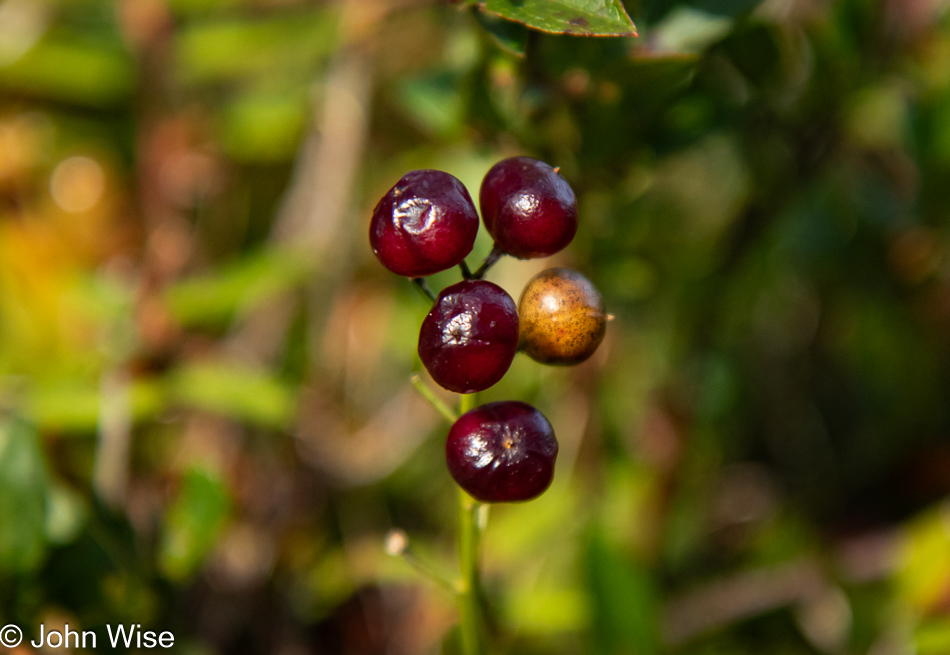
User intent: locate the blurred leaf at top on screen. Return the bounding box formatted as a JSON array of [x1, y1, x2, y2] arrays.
[[173, 11, 337, 87], [0, 35, 134, 107], [0, 0, 133, 107], [648, 7, 733, 55], [470, 0, 637, 37], [473, 10, 529, 57]]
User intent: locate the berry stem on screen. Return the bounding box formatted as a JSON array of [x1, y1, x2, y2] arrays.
[[384, 529, 458, 594], [457, 392, 484, 655], [459, 390, 476, 419], [411, 277, 437, 303], [471, 245, 505, 280], [409, 375, 459, 423], [459, 259, 473, 280]]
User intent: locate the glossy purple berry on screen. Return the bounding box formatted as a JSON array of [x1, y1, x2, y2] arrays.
[[446, 401, 558, 503], [418, 280, 519, 394], [370, 169, 479, 277], [479, 156, 578, 259]]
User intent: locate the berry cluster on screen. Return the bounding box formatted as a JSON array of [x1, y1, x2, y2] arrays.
[[370, 157, 606, 503]]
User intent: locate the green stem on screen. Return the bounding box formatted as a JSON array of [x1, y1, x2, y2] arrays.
[[458, 489, 482, 654], [410, 375, 459, 423], [457, 392, 483, 655], [459, 391, 476, 416], [384, 529, 457, 595]]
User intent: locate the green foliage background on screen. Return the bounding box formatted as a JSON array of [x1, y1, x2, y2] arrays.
[[2, 0, 950, 652]]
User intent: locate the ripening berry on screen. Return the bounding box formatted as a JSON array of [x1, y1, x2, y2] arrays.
[[370, 169, 479, 277], [446, 401, 558, 503], [418, 280, 519, 394], [518, 267, 606, 365], [479, 156, 578, 259]]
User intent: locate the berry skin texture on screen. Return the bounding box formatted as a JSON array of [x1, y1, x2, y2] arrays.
[[479, 156, 578, 259], [418, 280, 519, 394], [518, 267, 606, 365], [370, 169, 479, 277], [446, 401, 558, 503]]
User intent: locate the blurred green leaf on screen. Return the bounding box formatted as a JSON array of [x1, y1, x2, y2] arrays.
[[475, 0, 637, 36], [165, 0, 241, 15], [302, 547, 356, 620], [917, 619, 950, 655], [473, 10, 529, 57], [27, 379, 164, 433], [160, 466, 231, 581], [844, 83, 908, 150], [174, 12, 337, 86], [691, 0, 766, 17], [586, 532, 659, 654], [28, 384, 101, 432], [504, 585, 589, 634], [929, 92, 950, 166], [0, 37, 133, 106], [219, 91, 310, 162], [45, 482, 86, 545], [0, 417, 48, 573], [395, 72, 466, 138], [897, 504, 950, 612], [484, 487, 579, 564], [168, 362, 297, 428], [442, 625, 464, 655], [165, 247, 313, 328], [648, 7, 732, 54]]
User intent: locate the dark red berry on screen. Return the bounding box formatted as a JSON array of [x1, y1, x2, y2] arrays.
[[418, 280, 519, 394], [518, 267, 606, 365], [370, 170, 479, 277], [446, 401, 558, 503], [479, 156, 578, 259]]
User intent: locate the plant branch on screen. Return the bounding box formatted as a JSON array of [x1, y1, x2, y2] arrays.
[[412, 277, 437, 303], [471, 245, 505, 280], [410, 375, 459, 423], [457, 391, 483, 655], [384, 528, 457, 595]]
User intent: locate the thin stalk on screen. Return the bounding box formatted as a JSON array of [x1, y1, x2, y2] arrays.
[[411, 277, 437, 303], [459, 259, 473, 280], [410, 375, 459, 423], [457, 392, 482, 655], [384, 529, 457, 595], [471, 245, 504, 280], [459, 391, 476, 415]]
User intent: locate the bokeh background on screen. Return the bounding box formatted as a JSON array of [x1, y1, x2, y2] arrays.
[[3, 0, 950, 652]]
